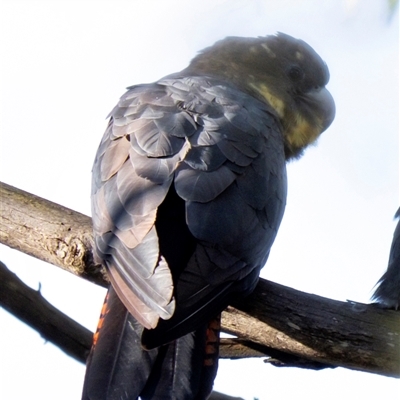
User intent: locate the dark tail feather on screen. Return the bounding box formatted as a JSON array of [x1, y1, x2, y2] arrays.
[[82, 286, 159, 400], [141, 315, 220, 400], [82, 287, 220, 400]]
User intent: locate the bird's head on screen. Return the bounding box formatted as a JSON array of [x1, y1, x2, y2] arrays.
[[187, 32, 335, 159]]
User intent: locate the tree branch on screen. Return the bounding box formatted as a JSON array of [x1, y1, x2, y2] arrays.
[[1, 181, 399, 378], [0, 181, 107, 286], [226, 284, 399, 376], [0, 259, 92, 363]]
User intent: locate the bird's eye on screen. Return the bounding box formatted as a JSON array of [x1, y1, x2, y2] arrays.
[[287, 66, 304, 82]]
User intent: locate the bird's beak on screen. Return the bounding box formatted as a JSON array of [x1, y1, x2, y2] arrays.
[[308, 87, 336, 133]]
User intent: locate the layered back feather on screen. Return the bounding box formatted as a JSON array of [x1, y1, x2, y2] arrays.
[[91, 76, 287, 346]]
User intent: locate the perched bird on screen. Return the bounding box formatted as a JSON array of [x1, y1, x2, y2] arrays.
[[82, 33, 335, 400], [371, 209, 400, 309]]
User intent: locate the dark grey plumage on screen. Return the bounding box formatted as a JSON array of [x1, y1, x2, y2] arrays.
[[83, 32, 335, 400], [92, 76, 288, 344]]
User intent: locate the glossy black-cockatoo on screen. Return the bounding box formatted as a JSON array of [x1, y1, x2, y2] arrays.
[[372, 209, 400, 309], [82, 33, 335, 400]]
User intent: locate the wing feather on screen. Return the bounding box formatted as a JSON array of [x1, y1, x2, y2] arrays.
[[100, 136, 130, 181]]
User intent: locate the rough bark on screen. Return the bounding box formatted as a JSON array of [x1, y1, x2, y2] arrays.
[[1, 181, 399, 378], [0, 181, 107, 286], [228, 283, 399, 376]]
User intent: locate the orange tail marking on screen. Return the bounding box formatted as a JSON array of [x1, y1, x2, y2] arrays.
[[92, 291, 110, 349], [204, 314, 221, 367]]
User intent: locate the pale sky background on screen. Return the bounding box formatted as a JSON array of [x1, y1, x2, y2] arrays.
[[0, 0, 399, 399]]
